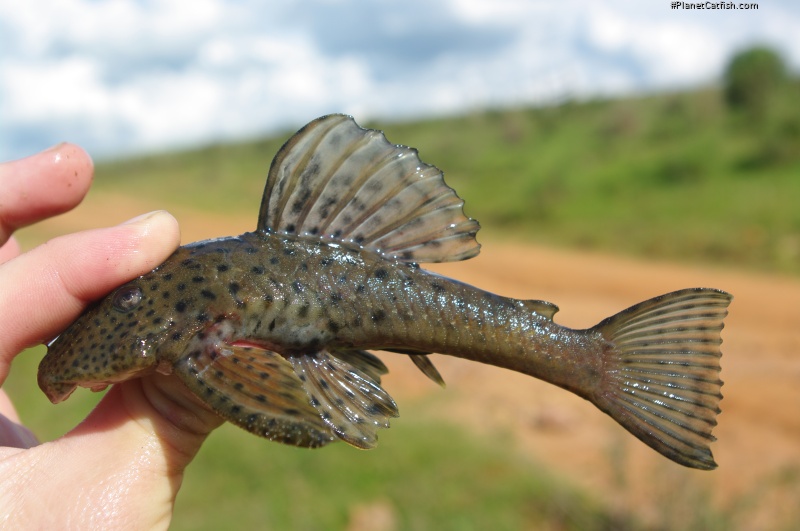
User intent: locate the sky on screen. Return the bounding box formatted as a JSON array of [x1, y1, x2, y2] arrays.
[[2, 0, 799, 161]]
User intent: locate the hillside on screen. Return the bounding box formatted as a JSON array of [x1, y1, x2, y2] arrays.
[[91, 86, 800, 275]]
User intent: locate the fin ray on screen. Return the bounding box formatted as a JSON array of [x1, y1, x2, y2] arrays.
[[409, 354, 446, 387]]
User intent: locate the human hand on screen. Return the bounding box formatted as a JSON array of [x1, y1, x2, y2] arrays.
[[0, 145, 224, 529]]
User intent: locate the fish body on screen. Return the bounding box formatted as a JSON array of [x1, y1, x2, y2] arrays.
[[40, 115, 732, 469]]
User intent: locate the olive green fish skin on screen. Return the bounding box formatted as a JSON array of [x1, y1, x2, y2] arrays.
[[39, 231, 600, 404], [39, 114, 731, 469]]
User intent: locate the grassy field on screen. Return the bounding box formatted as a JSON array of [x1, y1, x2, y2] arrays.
[[7, 83, 800, 530], [94, 84, 800, 276]]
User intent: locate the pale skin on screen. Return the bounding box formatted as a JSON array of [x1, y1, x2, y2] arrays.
[[0, 144, 224, 529]]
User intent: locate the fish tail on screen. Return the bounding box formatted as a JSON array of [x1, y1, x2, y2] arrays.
[[590, 288, 732, 470]]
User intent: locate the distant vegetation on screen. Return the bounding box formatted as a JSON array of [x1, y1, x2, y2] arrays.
[[96, 47, 800, 276]]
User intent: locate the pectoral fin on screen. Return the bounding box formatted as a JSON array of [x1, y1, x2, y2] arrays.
[[173, 344, 336, 448], [174, 343, 399, 450]]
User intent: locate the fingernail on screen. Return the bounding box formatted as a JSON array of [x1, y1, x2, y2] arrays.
[[121, 210, 168, 226]]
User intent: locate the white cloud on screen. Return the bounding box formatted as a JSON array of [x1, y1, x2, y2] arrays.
[[1, 0, 798, 161]]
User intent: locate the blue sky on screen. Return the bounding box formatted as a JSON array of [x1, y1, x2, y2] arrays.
[[2, 0, 798, 161]]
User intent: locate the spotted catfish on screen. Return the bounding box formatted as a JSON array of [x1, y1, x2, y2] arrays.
[[39, 114, 732, 469]]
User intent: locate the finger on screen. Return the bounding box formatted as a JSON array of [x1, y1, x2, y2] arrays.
[[0, 143, 93, 244], [0, 211, 180, 379], [0, 237, 21, 265]]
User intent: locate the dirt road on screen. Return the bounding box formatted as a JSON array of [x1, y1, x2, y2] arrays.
[[25, 190, 800, 528]]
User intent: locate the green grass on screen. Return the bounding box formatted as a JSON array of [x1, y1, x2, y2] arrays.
[[174, 416, 631, 531], [93, 84, 800, 275]]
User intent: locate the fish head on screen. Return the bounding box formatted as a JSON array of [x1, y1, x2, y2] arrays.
[[38, 264, 204, 403]]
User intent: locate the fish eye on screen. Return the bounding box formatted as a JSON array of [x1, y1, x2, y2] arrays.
[[112, 286, 143, 313]]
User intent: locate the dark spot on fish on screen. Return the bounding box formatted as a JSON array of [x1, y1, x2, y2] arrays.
[[196, 312, 209, 322], [258, 371, 269, 379], [263, 294, 273, 303], [229, 282, 241, 295], [149, 283, 159, 291], [162, 291, 170, 299], [247, 414, 259, 425], [374, 268, 388, 279], [145, 309, 155, 317], [335, 398, 345, 406], [309, 226, 319, 236], [285, 408, 301, 416], [214, 370, 224, 378], [330, 292, 342, 304], [354, 235, 365, 245], [270, 257, 279, 265], [252, 265, 265, 275], [182, 259, 202, 270], [321, 411, 332, 420], [345, 390, 356, 399], [320, 257, 333, 267], [172, 331, 182, 341], [175, 301, 187, 313], [164, 273, 173, 281], [333, 229, 343, 238], [300, 262, 308, 272], [234, 382, 244, 391], [371, 309, 387, 323], [200, 289, 216, 300], [297, 304, 309, 318], [310, 396, 320, 407], [283, 248, 295, 256], [268, 319, 276, 331], [286, 223, 296, 233], [351, 315, 362, 327], [177, 283, 186, 292], [292, 282, 304, 293], [192, 276, 205, 283], [327, 320, 341, 333], [231, 405, 242, 414], [216, 264, 229, 272], [152, 317, 163, 325], [356, 284, 365, 294], [431, 282, 445, 292]]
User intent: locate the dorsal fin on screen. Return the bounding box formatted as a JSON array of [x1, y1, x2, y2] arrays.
[[522, 300, 559, 320], [257, 114, 480, 263]]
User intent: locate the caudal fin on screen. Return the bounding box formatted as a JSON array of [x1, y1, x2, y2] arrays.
[[591, 288, 732, 470]]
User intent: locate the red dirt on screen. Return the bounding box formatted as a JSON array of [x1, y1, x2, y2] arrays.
[[26, 190, 800, 528]]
